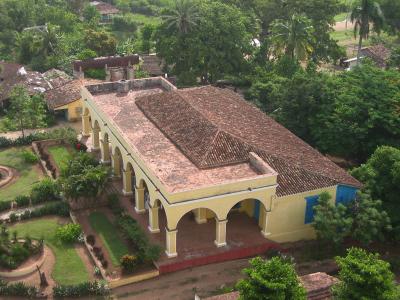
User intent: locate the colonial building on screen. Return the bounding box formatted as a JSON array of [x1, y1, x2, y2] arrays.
[[81, 77, 361, 258]]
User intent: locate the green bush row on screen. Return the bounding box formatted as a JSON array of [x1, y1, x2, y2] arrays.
[[53, 281, 109, 298], [116, 214, 161, 263], [0, 127, 77, 149], [7, 201, 70, 224], [0, 280, 38, 298]]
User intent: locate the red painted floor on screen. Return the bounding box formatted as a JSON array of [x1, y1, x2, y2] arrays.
[[118, 186, 281, 274]]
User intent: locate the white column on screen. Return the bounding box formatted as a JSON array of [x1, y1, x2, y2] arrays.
[[148, 206, 160, 233], [91, 127, 100, 150], [165, 228, 178, 258], [214, 218, 228, 247], [111, 153, 121, 178], [134, 187, 146, 214], [122, 169, 133, 196], [194, 208, 207, 224], [82, 114, 91, 137], [260, 207, 271, 238]]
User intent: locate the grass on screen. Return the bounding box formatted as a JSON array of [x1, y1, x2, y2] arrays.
[[0, 147, 42, 202], [47, 145, 74, 170], [131, 13, 161, 26], [89, 212, 129, 267], [10, 217, 90, 285]]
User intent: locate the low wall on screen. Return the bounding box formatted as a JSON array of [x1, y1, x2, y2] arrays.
[[32, 139, 68, 179]]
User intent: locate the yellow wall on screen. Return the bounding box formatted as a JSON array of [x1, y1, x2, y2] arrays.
[[266, 186, 337, 243], [55, 99, 82, 121]]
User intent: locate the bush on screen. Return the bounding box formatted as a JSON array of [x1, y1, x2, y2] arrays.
[[9, 213, 18, 223], [19, 210, 31, 220], [15, 195, 30, 207], [116, 215, 161, 263], [86, 235, 95, 246], [0, 201, 12, 212], [55, 224, 82, 244], [30, 178, 60, 204], [19, 150, 39, 164], [29, 201, 70, 218], [108, 193, 123, 216], [53, 281, 110, 298], [120, 254, 137, 273], [84, 68, 106, 80], [112, 14, 138, 32], [0, 280, 38, 298]]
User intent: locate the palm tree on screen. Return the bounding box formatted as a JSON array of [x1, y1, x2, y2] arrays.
[[163, 0, 199, 34], [350, 0, 384, 64], [270, 14, 314, 61]]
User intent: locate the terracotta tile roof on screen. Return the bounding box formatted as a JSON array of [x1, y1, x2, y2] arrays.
[[44, 80, 82, 109], [360, 45, 391, 68], [141, 55, 165, 76], [0, 62, 51, 102], [136, 86, 361, 196], [73, 55, 139, 72], [89, 1, 119, 15]]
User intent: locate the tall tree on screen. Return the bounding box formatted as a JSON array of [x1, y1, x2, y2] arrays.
[[350, 0, 384, 64], [236, 256, 307, 300], [163, 0, 200, 34], [270, 14, 315, 60]]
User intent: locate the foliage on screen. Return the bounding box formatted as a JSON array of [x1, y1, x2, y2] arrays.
[[270, 14, 315, 60], [7, 85, 48, 137], [236, 256, 307, 300], [350, 0, 385, 62], [116, 215, 161, 263], [107, 193, 124, 216], [83, 4, 100, 23], [351, 191, 392, 245], [53, 281, 110, 298], [120, 254, 137, 273], [55, 223, 82, 244], [84, 68, 106, 80], [333, 248, 399, 300], [19, 149, 39, 164], [0, 201, 12, 212], [84, 29, 116, 56], [312, 192, 353, 246], [351, 146, 400, 240], [30, 178, 60, 204], [14, 195, 30, 207], [379, 0, 400, 35], [112, 14, 138, 32], [28, 201, 70, 219], [388, 46, 400, 69], [0, 280, 38, 298], [156, 0, 254, 84]]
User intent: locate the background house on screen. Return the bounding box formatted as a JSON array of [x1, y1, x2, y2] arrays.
[[89, 1, 120, 24]]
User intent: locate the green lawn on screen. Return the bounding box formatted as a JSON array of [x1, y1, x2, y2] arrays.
[[10, 218, 90, 285], [0, 147, 42, 202], [47, 145, 74, 170], [89, 212, 129, 267], [131, 13, 161, 26]]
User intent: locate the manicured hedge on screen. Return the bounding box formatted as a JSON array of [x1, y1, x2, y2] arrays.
[[7, 201, 70, 223], [53, 281, 109, 298], [0, 280, 38, 298]]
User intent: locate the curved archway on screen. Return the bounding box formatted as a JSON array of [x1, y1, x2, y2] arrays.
[[100, 132, 111, 163], [111, 146, 123, 178]]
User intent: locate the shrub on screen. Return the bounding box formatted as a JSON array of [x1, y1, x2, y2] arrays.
[[0, 280, 38, 298], [0, 201, 12, 212], [15, 195, 30, 207], [19, 210, 31, 220], [84, 68, 106, 80], [29, 201, 70, 218], [19, 150, 39, 164], [53, 281, 110, 298], [120, 254, 137, 273], [30, 178, 60, 204], [108, 193, 123, 216], [116, 215, 161, 263], [9, 213, 18, 223], [55, 224, 82, 244], [86, 235, 95, 246]]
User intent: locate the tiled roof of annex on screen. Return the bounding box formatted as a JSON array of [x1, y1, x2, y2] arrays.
[[86, 80, 361, 196]]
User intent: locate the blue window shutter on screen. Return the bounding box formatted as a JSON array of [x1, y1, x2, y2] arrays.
[[336, 185, 358, 206], [305, 195, 319, 224]]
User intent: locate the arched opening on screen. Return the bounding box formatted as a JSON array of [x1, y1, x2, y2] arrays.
[[91, 120, 101, 150], [100, 132, 111, 163], [175, 208, 218, 256], [225, 199, 267, 245], [123, 162, 136, 200]]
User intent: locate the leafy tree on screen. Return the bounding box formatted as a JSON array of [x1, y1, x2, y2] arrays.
[[312, 192, 353, 247], [350, 0, 385, 64], [141, 24, 155, 54], [163, 0, 200, 34], [379, 0, 400, 35], [388, 46, 400, 69], [156, 0, 254, 84], [236, 256, 307, 300], [351, 191, 392, 245], [83, 4, 100, 23], [7, 85, 47, 137], [333, 248, 399, 300], [84, 29, 117, 56], [270, 14, 315, 60], [351, 146, 400, 239]]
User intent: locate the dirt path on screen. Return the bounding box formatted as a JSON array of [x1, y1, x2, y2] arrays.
[[334, 20, 354, 31], [112, 258, 250, 300]]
